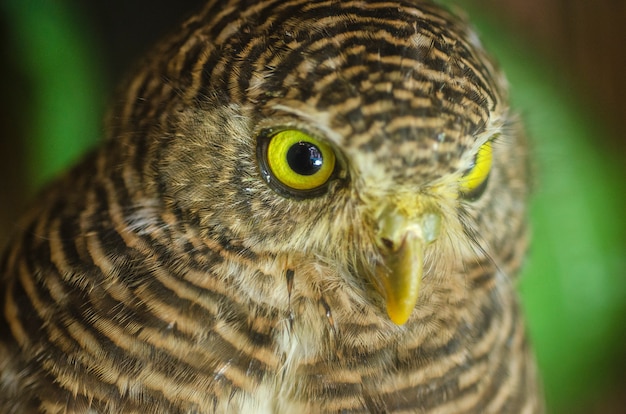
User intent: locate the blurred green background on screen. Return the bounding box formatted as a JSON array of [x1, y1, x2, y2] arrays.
[[1, 1, 624, 412]]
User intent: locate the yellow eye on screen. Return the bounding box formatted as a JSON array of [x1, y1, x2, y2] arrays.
[[459, 140, 493, 199], [262, 129, 336, 194]]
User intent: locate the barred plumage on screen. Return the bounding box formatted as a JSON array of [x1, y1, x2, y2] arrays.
[[0, 0, 542, 412]]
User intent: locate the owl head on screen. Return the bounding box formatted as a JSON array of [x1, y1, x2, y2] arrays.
[[108, 0, 528, 325]]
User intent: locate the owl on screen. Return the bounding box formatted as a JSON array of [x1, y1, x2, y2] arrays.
[[0, 0, 542, 412]]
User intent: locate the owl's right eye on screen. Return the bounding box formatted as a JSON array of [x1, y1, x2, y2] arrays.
[[257, 129, 337, 197]]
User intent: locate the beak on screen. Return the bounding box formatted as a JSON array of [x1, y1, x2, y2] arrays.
[[374, 207, 441, 325]]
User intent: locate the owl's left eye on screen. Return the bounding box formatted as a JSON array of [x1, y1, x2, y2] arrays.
[[459, 140, 493, 200], [257, 129, 337, 197]]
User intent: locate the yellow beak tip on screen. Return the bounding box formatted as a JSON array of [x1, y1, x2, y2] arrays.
[[386, 303, 413, 326]]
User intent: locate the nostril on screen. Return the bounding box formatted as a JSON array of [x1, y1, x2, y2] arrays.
[[381, 238, 394, 249]]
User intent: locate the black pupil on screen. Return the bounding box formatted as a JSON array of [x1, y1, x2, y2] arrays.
[[286, 142, 323, 176]]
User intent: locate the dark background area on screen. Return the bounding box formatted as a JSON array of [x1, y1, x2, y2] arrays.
[[1, 1, 624, 412], [472, 0, 626, 155]]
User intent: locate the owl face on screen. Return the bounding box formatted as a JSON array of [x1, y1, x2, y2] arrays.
[[135, 0, 526, 326]]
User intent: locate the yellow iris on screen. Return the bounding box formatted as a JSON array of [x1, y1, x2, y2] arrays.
[[266, 129, 336, 191], [459, 140, 493, 197]]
